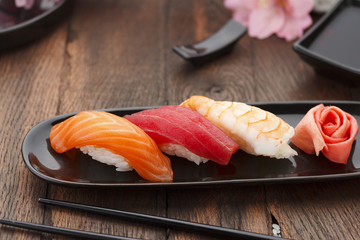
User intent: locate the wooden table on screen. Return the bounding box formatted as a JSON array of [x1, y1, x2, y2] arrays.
[[1, 1, 360, 239]]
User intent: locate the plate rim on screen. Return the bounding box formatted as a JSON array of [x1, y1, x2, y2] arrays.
[[0, 0, 68, 34]]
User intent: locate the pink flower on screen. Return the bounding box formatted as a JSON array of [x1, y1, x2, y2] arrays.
[[15, 0, 35, 9], [224, 0, 314, 41]]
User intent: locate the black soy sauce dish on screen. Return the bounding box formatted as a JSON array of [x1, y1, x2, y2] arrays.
[[173, 19, 247, 65], [0, 0, 71, 51], [293, 0, 360, 84]]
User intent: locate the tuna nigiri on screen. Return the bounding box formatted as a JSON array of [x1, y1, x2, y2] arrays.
[[124, 105, 239, 165], [50, 111, 173, 182], [180, 95, 297, 159]]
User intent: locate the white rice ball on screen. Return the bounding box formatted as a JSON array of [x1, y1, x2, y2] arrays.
[[160, 143, 208, 165], [79, 145, 133, 171]]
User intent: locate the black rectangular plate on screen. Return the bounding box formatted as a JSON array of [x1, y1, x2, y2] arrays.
[[293, 0, 360, 83], [22, 101, 360, 187]]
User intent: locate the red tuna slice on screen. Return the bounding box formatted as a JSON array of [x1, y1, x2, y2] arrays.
[[124, 105, 239, 165], [291, 104, 359, 164]]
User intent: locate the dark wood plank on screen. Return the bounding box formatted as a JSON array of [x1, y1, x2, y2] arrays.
[[0, 19, 69, 239], [56, 0, 169, 113], [1, 1, 360, 240], [252, 36, 351, 102], [46, 0, 169, 239], [249, 30, 356, 240], [46, 187, 167, 240], [167, 186, 269, 240], [166, 0, 256, 104], [266, 179, 360, 240], [165, 1, 269, 239]]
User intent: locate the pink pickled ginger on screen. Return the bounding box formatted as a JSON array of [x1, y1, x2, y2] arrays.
[[291, 104, 358, 164]]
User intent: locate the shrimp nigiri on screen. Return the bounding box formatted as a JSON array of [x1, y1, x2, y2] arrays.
[[50, 111, 173, 182], [180, 95, 297, 159]]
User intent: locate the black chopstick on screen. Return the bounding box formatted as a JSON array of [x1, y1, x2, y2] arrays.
[[0, 218, 140, 240], [39, 198, 286, 240]]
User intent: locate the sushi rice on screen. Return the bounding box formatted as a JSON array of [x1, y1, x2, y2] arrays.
[[80, 143, 209, 170], [79, 145, 134, 171], [160, 143, 209, 165]]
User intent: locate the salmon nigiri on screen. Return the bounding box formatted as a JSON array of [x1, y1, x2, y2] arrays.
[[50, 111, 173, 182], [124, 105, 239, 165], [181, 95, 297, 159]]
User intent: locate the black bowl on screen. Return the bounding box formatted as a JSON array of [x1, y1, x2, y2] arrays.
[[293, 0, 360, 84], [0, 0, 72, 51]]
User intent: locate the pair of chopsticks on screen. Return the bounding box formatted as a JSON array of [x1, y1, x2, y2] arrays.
[[0, 198, 285, 240]]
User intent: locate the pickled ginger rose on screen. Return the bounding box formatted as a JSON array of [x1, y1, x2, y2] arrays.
[[291, 104, 358, 164]]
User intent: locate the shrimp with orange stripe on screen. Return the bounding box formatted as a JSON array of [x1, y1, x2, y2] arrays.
[[180, 95, 297, 159]]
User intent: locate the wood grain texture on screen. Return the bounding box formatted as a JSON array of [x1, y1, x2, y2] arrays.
[[45, 1, 169, 239], [58, 0, 169, 112], [167, 186, 269, 240], [1, 0, 360, 240], [266, 179, 360, 240], [0, 18, 68, 239], [252, 36, 351, 102], [165, 0, 255, 105], [46, 187, 167, 240], [165, 1, 269, 240]]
